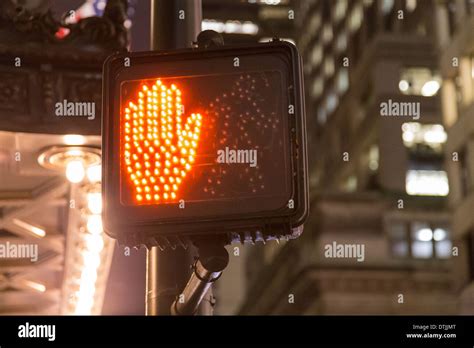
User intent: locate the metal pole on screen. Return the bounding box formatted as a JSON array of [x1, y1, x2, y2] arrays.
[[146, 0, 202, 316]]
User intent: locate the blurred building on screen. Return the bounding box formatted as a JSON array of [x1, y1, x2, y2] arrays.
[[438, 0, 474, 314], [237, 0, 461, 315], [202, 0, 295, 45]]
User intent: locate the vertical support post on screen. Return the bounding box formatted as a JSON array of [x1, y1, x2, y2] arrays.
[[146, 0, 202, 316]]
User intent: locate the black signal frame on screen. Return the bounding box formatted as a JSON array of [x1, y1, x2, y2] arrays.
[[102, 41, 308, 248]]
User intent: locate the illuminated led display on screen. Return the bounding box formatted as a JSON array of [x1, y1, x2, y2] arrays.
[[119, 72, 289, 209], [122, 79, 202, 204]]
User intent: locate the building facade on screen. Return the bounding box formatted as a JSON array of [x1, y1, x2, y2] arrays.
[[238, 0, 461, 315], [438, 0, 474, 314]]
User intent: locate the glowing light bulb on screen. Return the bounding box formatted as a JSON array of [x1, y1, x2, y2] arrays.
[[87, 192, 102, 214], [84, 233, 104, 253], [66, 160, 85, 183], [86, 214, 103, 235], [87, 164, 102, 183]]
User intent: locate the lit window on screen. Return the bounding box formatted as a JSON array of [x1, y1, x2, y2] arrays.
[[389, 221, 451, 259], [311, 44, 323, 67], [311, 78, 324, 99], [317, 107, 327, 125], [324, 57, 334, 77], [326, 92, 338, 114], [342, 175, 357, 192], [399, 67, 441, 96], [406, 0, 417, 12], [334, 0, 348, 22], [336, 32, 347, 52], [322, 24, 333, 44], [337, 69, 349, 94], [382, 0, 394, 14], [406, 170, 449, 196], [402, 122, 447, 154], [308, 13, 322, 33], [349, 4, 363, 32], [368, 145, 379, 171]]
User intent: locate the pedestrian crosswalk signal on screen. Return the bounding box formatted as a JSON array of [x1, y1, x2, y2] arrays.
[[102, 41, 309, 248]]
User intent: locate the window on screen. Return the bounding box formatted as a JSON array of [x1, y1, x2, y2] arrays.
[[402, 122, 449, 196], [317, 106, 327, 125], [334, 0, 348, 23], [402, 122, 447, 155], [368, 144, 379, 172], [322, 24, 333, 44], [342, 175, 357, 192], [326, 92, 339, 114], [310, 44, 323, 67], [349, 4, 363, 32], [336, 32, 348, 52], [399, 68, 442, 96], [324, 57, 335, 77], [406, 0, 417, 12], [382, 0, 395, 14], [337, 68, 349, 95], [308, 13, 322, 33], [406, 170, 449, 196], [311, 78, 324, 99], [389, 221, 452, 259]]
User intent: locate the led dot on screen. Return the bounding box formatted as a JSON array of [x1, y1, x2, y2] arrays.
[[171, 192, 176, 199], [146, 194, 151, 201], [136, 194, 143, 201]]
